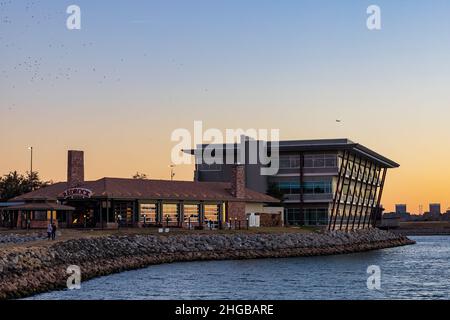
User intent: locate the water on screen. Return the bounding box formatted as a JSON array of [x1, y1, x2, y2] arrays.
[[28, 236, 450, 300]]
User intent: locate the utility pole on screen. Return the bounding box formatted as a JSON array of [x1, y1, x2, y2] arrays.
[[28, 146, 33, 190]]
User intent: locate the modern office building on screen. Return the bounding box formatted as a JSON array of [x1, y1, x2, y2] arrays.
[[4, 151, 279, 229], [188, 138, 399, 230]]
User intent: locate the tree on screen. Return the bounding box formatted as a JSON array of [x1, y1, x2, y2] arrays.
[[132, 172, 148, 180], [0, 171, 24, 201], [23, 171, 51, 193], [0, 171, 51, 201]]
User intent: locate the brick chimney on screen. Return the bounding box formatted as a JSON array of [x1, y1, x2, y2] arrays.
[[67, 150, 84, 187], [231, 164, 246, 199]]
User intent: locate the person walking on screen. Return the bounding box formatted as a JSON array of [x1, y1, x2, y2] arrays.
[[47, 222, 52, 240], [51, 222, 57, 240], [117, 214, 122, 230]]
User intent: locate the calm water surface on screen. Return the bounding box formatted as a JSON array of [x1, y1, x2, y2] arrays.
[[28, 236, 450, 300]]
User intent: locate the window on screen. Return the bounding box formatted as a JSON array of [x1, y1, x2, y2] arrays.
[[304, 154, 337, 168], [304, 208, 329, 226], [279, 155, 301, 169], [204, 204, 220, 222], [284, 208, 328, 226], [276, 181, 331, 195], [277, 182, 301, 194], [162, 204, 179, 224], [303, 181, 332, 194], [184, 204, 199, 223], [114, 202, 134, 224], [325, 155, 337, 167], [140, 203, 157, 223], [285, 208, 302, 225]]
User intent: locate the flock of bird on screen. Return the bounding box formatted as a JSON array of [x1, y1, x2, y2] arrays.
[[2, 2, 307, 121], [1, 1, 131, 113]]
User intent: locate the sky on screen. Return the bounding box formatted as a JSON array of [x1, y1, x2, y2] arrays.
[[1, 0, 450, 213]]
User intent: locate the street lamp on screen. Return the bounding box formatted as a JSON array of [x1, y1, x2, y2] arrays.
[[28, 147, 33, 190], [28, 146, 33, 175]]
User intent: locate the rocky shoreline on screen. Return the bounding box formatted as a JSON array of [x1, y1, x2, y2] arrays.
[[0, 229, 414, 300], [0, 232, 47, 245]]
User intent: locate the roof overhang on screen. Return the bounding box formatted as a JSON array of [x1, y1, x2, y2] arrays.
[[184, 139, 399, 169]]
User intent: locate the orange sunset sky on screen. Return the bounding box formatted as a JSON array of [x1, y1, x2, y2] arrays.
[[2, 1, 450, 213]]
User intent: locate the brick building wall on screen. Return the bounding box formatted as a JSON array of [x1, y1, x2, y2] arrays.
[[67, 150, 84, 187], [227, 201, 247, 221], [231, 165, 245, 199]]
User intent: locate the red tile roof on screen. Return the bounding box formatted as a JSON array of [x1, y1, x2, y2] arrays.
[[11, 178, 279, 203]]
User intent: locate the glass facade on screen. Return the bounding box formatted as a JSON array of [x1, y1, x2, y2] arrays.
[[276, 181, 301, 194], [302, 181, 332, 194], [279, 155, 301, 169], [278, 154, 337, 169], [285, 208, 329, 226], [304, 154, 337, 168], [276, 181, 332, 195]]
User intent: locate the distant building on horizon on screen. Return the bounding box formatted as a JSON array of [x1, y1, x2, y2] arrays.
[[395, 204, 407, 215], [429, 203, 441, 216], [384, 203, 411, 222], [421, 203, 442, 221], [441, 208, 450, 221]]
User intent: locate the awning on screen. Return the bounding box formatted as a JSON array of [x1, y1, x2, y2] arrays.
[[6, 203, 75, 211]]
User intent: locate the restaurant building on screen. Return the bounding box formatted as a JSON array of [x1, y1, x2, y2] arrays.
[[5, 151, 279, 229], [188, 138, 399, 231]]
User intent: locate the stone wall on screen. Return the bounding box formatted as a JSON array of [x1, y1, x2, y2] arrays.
[[0, 229, 414, 300]]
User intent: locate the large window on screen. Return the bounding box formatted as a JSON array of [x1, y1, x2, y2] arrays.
[[285, 208, 328, 226], [279, 155, 301, 169], [276, 181, 332, 195], [303, 181, 332, 194], [304, 154, 337, 168], [184, 204, 199, 223], [285, 208, 302, 225], [204, 204, 220, 222], [277, 181, 301, 194], [162, 204, 179, 224], [304, 209, 328, 226], [140, 203, 157, 224]]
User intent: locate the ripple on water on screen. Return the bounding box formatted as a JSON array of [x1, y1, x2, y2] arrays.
[[26, 236, 450, 300]]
